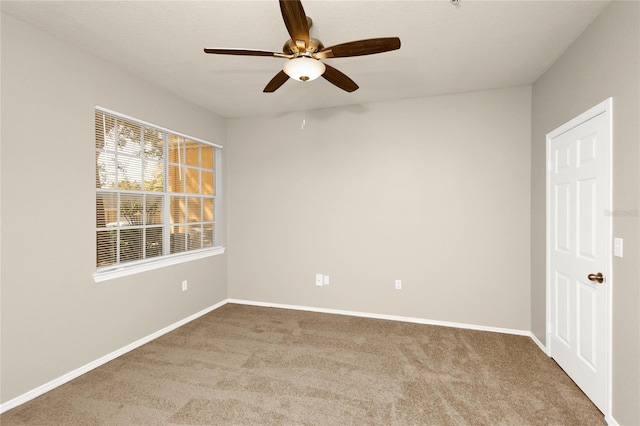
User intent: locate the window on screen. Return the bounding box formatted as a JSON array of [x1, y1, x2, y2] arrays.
[[95, 107, 222, 280]]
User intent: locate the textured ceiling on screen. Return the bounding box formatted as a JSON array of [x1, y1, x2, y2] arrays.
[[2, 0, 609, 118]]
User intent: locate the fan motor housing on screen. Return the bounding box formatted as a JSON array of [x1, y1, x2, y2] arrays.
[[283, 38, 324, 55]]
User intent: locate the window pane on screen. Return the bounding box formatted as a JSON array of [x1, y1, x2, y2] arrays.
[[185, 140, 199, 167], [117, 119, 142, 156], [203, 198, 214, 222], [168, 134, 181, 163], [95, 112, 117, 151], [143, 128, 164, 161], [170, 196, 186, 224], [146, 195, 163, 225], [96, 112, 108, 149], [96, 152, 116, 189], [121, 194, 144, 226], [202, 146, 214, 169], [97, 230, 116, 266], [187, 225, 202, 249], [188, 198, 201, 223], [145, 227, 163, 259], [117, 156, 143, 190], [168, 165, 184, 193], [202, 225, 214, 248], [202, 171, 214, 195], [144, 160, 164, 192], [185, 168, 199, 194], [97, 192, 117, 228], [170, 227, 188, 254], [120, 228, 143, 263]]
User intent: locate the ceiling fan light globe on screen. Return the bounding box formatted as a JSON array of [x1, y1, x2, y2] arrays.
[[283, 57, 326, 82]]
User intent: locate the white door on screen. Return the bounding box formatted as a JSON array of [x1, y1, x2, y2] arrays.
[[547, 99, 611, 414]]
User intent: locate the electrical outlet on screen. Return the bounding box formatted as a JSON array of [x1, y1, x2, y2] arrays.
[[182, 280, 188, 291], [323, 275, 330, 285], [395, 279, 402, 290], [316, 274, 323, 286]]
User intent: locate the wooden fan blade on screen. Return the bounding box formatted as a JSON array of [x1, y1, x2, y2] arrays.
[[322, 64, 359, 93], [316, 37, 401, 59], [263, 70, 290, 93], [279, 0, 309, 50], [204, 48, 290, 58]]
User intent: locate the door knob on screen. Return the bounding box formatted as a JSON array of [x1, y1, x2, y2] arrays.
[[587, 272, 604, 284]]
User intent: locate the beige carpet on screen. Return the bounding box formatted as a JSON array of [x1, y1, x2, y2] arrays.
[[1, 303, 605, 425]]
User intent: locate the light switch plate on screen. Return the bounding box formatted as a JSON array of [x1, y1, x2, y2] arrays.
[[614, 238, 623, 257]]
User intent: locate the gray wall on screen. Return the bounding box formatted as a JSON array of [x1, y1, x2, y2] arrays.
[[1, 14, 228, 403], [531, 2, 640, 424], [227, 87, 532, 331]]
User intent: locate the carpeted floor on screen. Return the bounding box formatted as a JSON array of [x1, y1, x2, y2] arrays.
[[1, 303, 605, 425]]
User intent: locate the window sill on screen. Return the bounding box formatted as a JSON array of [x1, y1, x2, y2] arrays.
[[93, 247, 225, 283]]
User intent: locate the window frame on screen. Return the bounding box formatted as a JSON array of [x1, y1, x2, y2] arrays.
[[93, 106, 224, 283]]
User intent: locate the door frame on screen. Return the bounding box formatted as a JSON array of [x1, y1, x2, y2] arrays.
[[545, 97, 613, 417]]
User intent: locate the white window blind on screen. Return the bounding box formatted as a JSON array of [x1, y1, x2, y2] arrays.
[[95, 107, 222, 274]]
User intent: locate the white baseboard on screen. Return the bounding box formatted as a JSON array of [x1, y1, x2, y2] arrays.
[[227, 299, 532, 336], [0, 299, 227, 414], [605, 414, 620, 426], [529, 331, 548, 355]]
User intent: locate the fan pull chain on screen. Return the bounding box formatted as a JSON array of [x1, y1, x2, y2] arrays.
[[301, 83, 307, 131]]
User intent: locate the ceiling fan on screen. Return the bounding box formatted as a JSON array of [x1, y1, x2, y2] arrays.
[[204, 0, 401, 93]]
